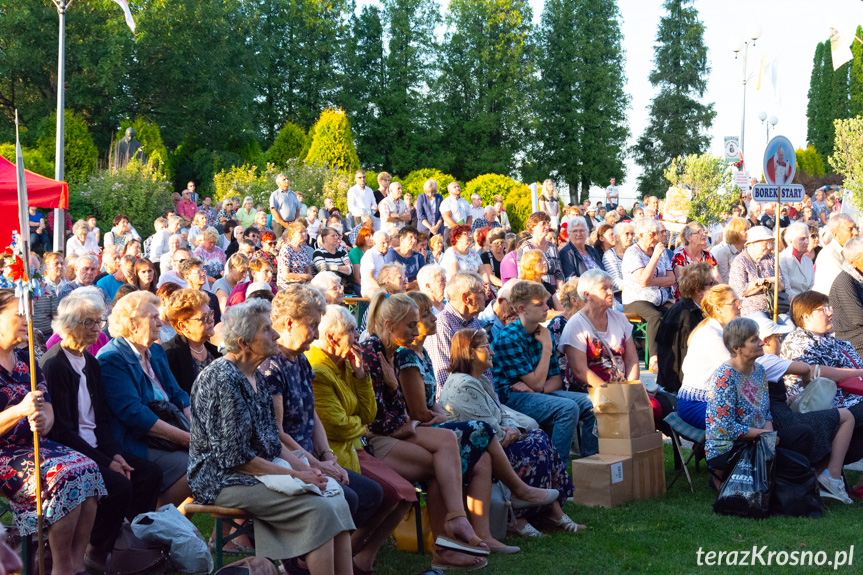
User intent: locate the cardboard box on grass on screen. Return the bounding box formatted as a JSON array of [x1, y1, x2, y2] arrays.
[[590, 381, 654, 440], [599, 432, 666, 500], [571, 454, 633, 508]]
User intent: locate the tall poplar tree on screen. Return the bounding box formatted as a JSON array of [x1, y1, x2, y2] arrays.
[[807, 42, 826, 152], [533, 0, 630, 202], [436, 0, 535, 180], [632, 0, 715, 198], [851, 25, 863, 118]]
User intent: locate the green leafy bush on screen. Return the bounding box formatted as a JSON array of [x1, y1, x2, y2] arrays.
[[117, 116, 171, 176], [663, 154, 735, 226], [465, 173, 529, 208], [70, 161, 174, 234], [304, 109, 360, 173], [267, 122, 307, 168], [35, 110, 98, 181], [796, 145, 825, 178], [0, 143, 54, 177], [831, 117, 863, 211]]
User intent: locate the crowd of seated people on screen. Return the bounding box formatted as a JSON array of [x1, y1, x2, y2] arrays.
[[6, 177, 863, 572]]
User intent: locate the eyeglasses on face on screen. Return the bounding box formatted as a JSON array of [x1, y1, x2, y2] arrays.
[[77, 318, 107, 330], [186, 311, 215, 324]]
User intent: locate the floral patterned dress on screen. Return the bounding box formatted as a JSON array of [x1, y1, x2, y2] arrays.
[[362, 337, 493, 477], [0, 350, 106, 535], [193, 245, 227, 278], [670, 246, 717, 299], [277, 244, 314, 289]]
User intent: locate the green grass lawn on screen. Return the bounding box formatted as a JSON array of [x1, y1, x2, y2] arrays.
[[191, 445, 863, 575]]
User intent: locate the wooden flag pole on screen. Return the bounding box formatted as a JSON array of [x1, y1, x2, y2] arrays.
[[774, 199, 780, 323], [15, 109, 44, 575]]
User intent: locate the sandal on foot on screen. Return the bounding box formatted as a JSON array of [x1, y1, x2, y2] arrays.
[[507, 521, 542, 537], [488, 543, 520, 554], [511, 488, 559, 510], [436, 511, 489, 556], [432, 548, 488, 571], [208, 537, 255, 555], [548, 514, 586, 533]]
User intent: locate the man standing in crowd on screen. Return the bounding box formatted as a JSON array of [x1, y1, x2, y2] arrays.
[[269, 173, 300, 239], [606, 177, 619, 209], [379, 181, 411, 238], [347, 170, 377, 230], [493, 195, 510, 231], [469, 194, 485, 223], [440, 181, 471, 240], [175, 188, 198, 228]]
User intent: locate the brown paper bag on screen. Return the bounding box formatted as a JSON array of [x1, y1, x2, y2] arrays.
[[589, 381, 654, 440]]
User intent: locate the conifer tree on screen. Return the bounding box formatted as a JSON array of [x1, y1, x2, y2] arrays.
[[632, 0, 715, 198], [304, 109, 361, 173], [534, 0, 630, 202], [851, 26, 863, 118]]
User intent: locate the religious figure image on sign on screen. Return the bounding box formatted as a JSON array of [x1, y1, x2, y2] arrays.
[[762, 136, 795, 186]]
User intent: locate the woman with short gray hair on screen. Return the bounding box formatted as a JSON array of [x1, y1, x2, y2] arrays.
[[705, 317, 815, 491], [602, 222, 635, 301], [418, 263, 447, 315], [310, 270, 345, 305], [778, 222, 815, 298], [67, 219, 99, 257], [42, 292, 163, 569], [189, 299, 355, 572], [99, 291, 194, 511]]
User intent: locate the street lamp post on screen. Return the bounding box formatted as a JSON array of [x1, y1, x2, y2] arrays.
[[729, 23, 763, 161], [52, 0, 71, 253], [758, 111, 779, 144]]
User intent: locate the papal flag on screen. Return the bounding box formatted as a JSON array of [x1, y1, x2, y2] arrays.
[[113, 0, 136, 32], [829, 26, 853, 70], [756, 55, 781, 105]]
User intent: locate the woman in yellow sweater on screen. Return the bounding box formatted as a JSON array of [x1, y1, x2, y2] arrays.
[[307, 304, 416, 574]]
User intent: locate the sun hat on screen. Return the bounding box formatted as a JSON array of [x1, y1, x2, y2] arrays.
[[745, 226, 774, 245], [246, 281, 273, 294], [746, 313, 793, 340]]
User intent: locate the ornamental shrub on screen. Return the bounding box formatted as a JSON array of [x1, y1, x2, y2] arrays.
[[465, 173, 530, 208], [212, 159, 336, 212], [796, 145, 825, 178], [267, 122, 307, 167], [304, 109, 360, 173], [0, 143, 54, 177], [118, 116, 171, 176], [35, 110, 98, 181], [69, 161, 173, 234]]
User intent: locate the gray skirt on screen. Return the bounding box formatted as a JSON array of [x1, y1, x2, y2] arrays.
[[147, 447, 189, 491], [215, 481, 354, 560]]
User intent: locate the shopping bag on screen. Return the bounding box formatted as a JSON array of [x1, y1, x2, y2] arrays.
[[769, 447, 823, 518], [713, 432, 777, 519], [131, 504, 214, 574]]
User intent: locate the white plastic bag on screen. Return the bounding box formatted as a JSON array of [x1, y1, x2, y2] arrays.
[[131, 504, 214, 574]]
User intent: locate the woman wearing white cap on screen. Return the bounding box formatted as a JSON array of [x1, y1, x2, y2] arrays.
[[728, 226, 786, 316]]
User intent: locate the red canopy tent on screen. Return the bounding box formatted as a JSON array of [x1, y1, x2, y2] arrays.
[[0, 155, 68, 246]]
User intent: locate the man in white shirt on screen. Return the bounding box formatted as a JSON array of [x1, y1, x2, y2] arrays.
[[468, 194, 485, 223], [379, 182, 410, 239], [440, 182, 471, 241], [606, 177, 619, 209], [814, 213, 859, 294], [360, 231, 391, 297], [346, 170, 377, 230]]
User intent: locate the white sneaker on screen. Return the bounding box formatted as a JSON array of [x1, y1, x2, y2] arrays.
[[818, 471, 853, 504]]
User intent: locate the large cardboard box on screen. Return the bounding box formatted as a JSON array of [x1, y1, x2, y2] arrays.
[[598, 431, 663, 456], [597, 432, 666, 500], [571, 454, 633, 508], [632, 446, 666, 500], [590, 381, 654, 440]]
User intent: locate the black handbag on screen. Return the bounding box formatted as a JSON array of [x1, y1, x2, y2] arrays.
[[765, 286, 790, 316], [142, 400, 190, 452]]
